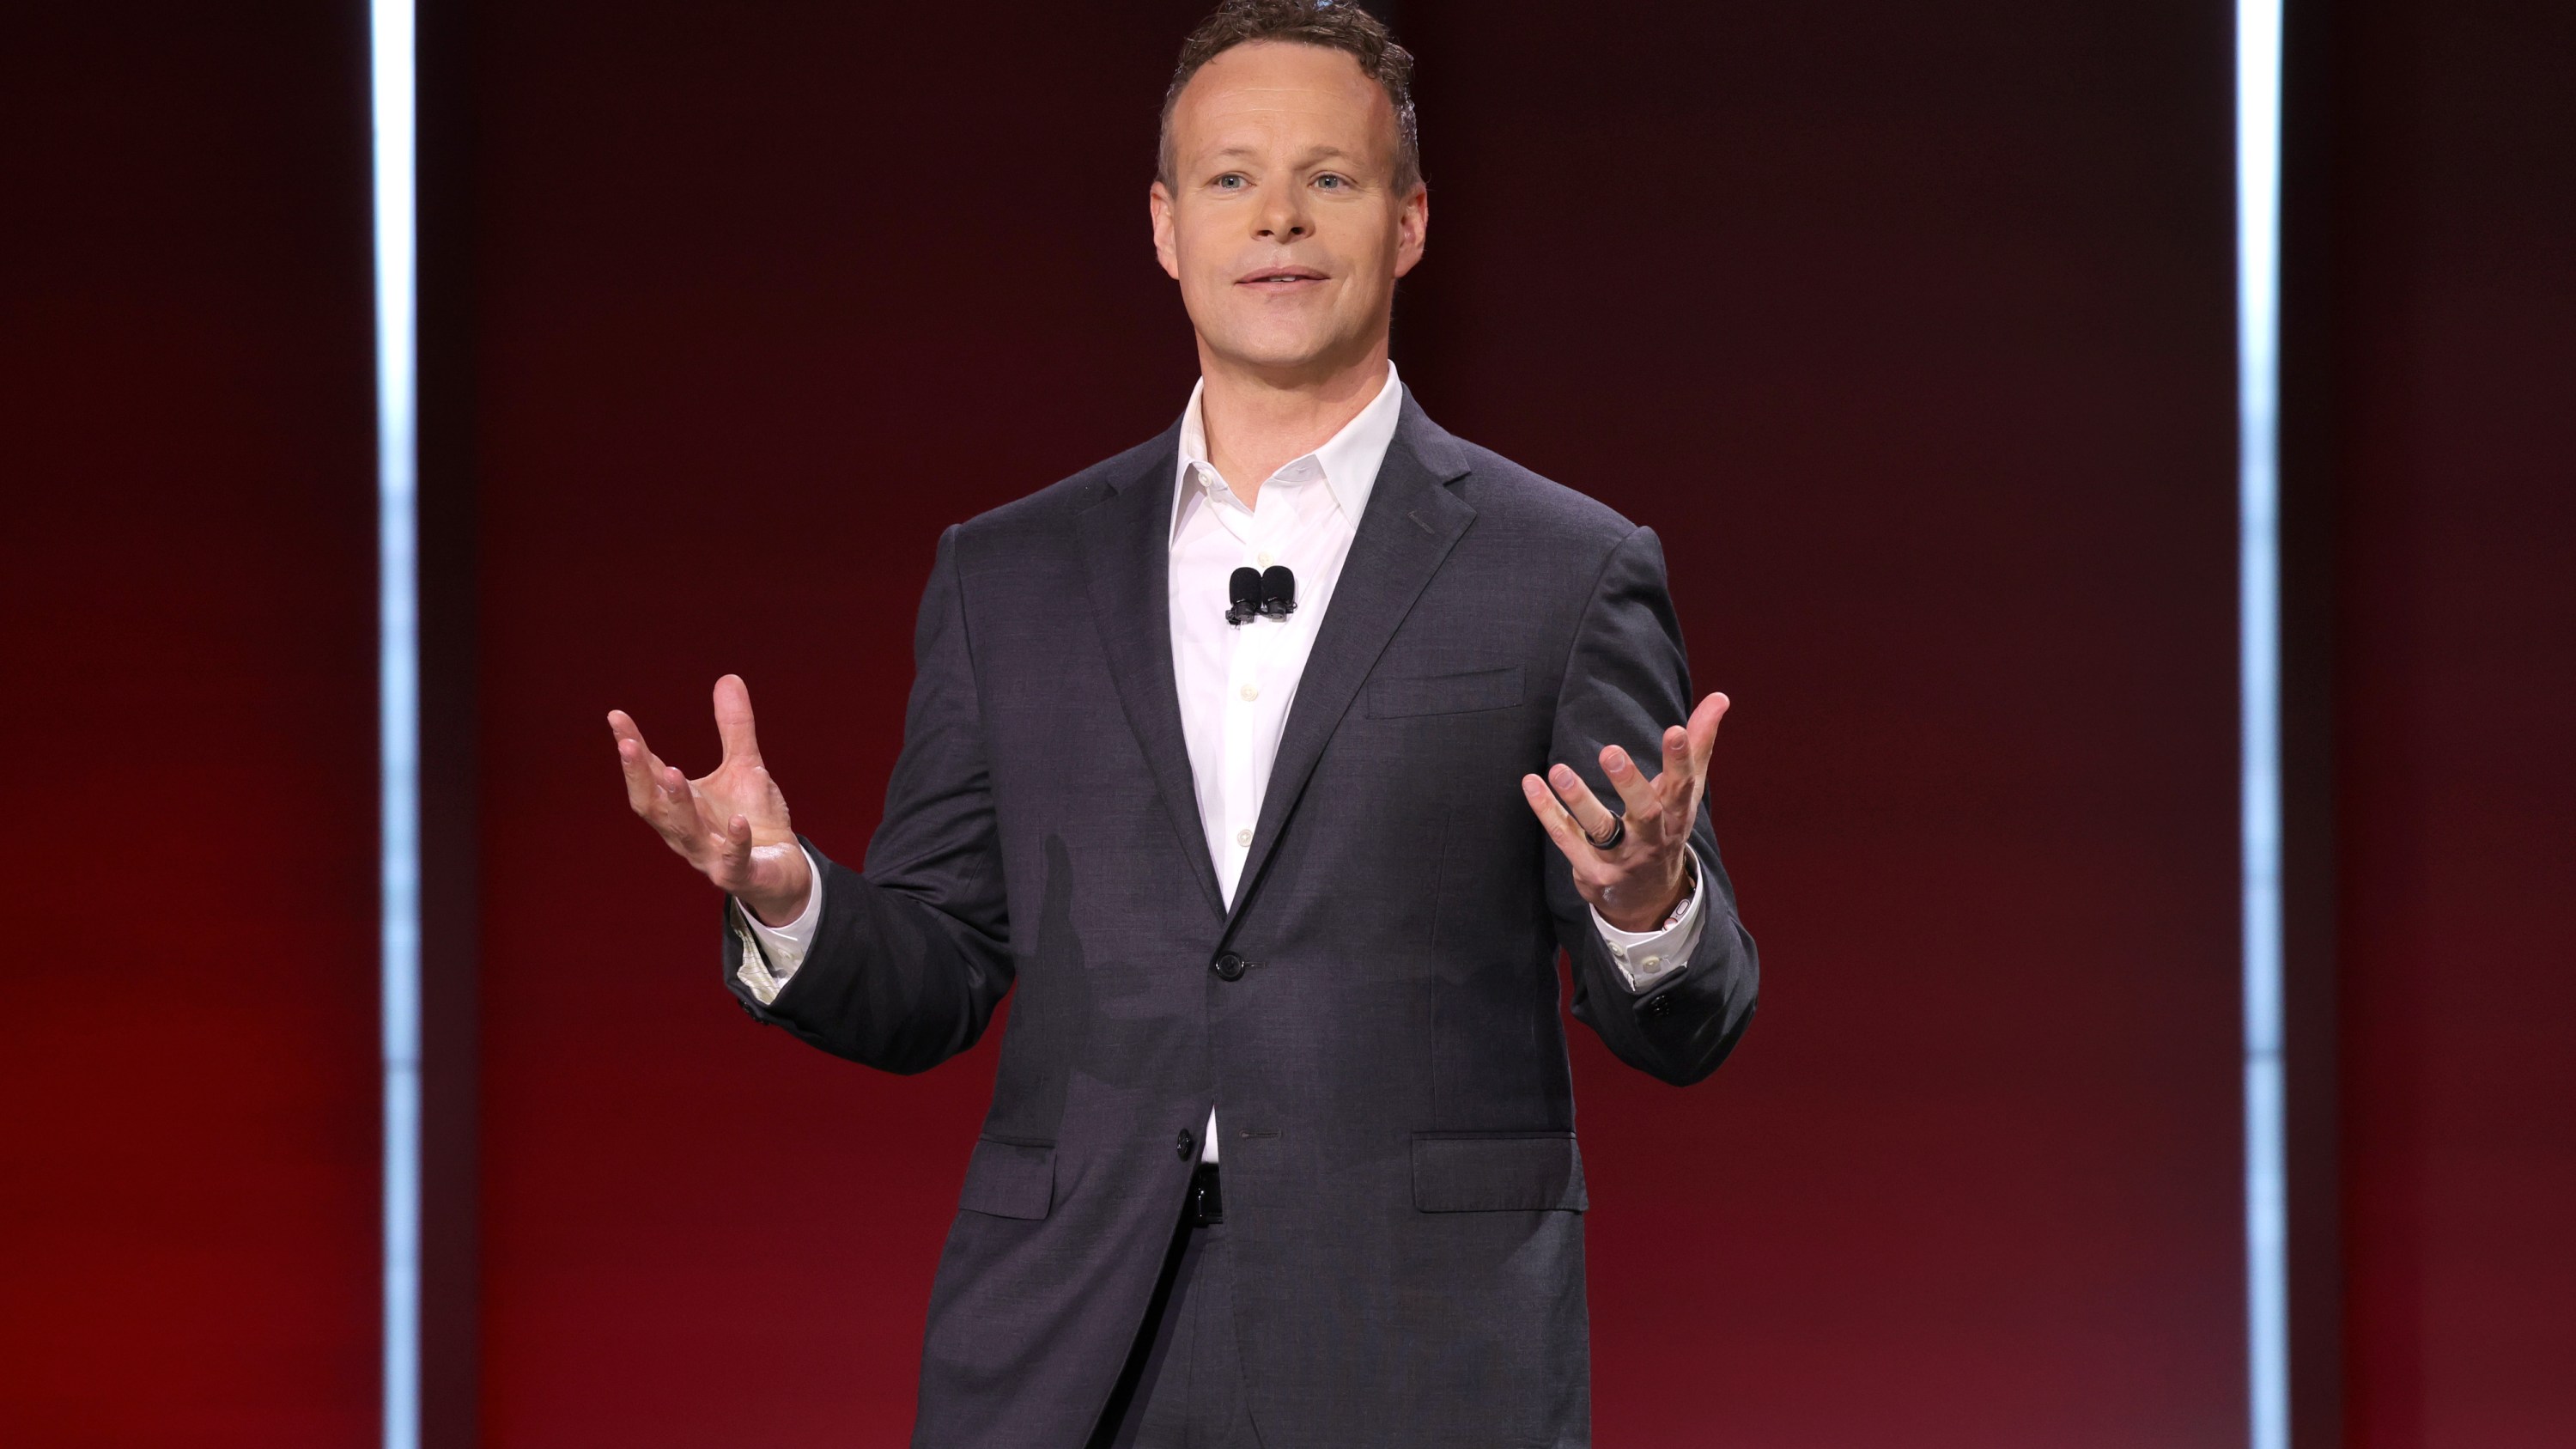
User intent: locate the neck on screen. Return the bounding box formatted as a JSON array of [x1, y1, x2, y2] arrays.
[[1195, 338, 1390, 508]]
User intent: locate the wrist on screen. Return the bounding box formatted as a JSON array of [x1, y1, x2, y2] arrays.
[[739, 868, 812, 928], [1597, 850, 1700, 928], [1601, 864, 1689, 934]]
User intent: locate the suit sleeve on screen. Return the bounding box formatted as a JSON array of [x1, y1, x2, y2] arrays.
[[1546, 524, 1759, 1087], [721, 524, 1015, 1074]]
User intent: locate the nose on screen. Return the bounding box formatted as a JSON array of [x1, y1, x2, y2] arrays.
[[1255, 185, 1312, 243]]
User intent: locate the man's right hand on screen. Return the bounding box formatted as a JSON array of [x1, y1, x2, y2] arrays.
[[608, 673, 814, 926]]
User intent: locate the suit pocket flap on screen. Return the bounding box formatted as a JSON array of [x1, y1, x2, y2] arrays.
[[958, 1138, 1054, 1220], [1411, 1133, 1589, 1213], [1366, 665, 1524, 718]]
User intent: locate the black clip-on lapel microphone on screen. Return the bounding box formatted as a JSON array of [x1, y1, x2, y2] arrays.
[[1226, 565, 1297, 626]]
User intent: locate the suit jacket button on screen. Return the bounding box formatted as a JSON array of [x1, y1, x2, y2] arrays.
[[1642, 992, 1674, 1019], [1176, 1129, 1196, 1160], [1211, 952, 1247, 981]]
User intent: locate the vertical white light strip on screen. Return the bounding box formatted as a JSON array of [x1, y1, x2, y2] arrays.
[[2236, 2, 2288, 1447], [369, 3, 421, 1447]]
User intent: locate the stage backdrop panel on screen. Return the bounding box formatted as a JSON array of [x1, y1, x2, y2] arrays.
[[1399, 2, 2245, 1445], [0, 4, 382, 1445], [2324, 0, 2576, 1445], [459, 3, 1209, 1444], [461, 2, 2246, 1445]]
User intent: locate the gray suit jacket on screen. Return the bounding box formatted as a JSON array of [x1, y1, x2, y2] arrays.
[[725, 393, 1758, 1448]]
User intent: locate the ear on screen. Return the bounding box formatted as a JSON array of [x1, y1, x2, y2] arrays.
[[1149, 180, 1182, 282], [1391, 182, 1430, 279]]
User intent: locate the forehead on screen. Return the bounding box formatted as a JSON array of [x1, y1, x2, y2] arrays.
[[1170, 41, 1396, 163]]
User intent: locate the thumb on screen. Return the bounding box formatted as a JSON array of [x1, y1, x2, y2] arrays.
[[713, 673, 762, 765]]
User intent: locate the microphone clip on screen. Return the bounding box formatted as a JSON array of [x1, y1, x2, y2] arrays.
[[1226, 564, 1297, 626]]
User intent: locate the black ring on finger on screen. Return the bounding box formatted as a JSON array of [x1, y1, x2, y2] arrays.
[[1585, 814, 1626, 850]]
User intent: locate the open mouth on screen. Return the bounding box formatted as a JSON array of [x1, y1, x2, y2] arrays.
[[1237, 266, 1327, 289]]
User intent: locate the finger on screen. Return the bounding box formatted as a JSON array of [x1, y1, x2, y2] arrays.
[[1545, 761, 1619, 846], [607, 709, 652, 764], [1660, 720, 1691, 784], [1597, 742, 1665, 839], [1655, 721, 1695, 814], [1655, 692, 1733, 823], [647, 761, 713, 844], [1520, 773, 1595, 861], [624, 758, 702, 857], [608, 710, 671, 812], [713, 812, 756, 888], [713, 673, 762, 767], [1685, 691, 1730, 777], [615, 736, 655, 812]]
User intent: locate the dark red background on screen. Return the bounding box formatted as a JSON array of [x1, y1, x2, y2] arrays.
[[2320, 1, 2576, 1446], [2, 3, 380, 1443], [3, 2, 2567, 1446]]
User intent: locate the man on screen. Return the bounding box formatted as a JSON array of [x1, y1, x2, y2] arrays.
[[608, 3, 1757, 1444]]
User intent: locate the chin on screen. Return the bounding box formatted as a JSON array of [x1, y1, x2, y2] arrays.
[[1210, 322, 1358, 377]]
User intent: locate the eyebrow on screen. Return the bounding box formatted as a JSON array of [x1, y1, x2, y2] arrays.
[[1206, 143, 1361, 166]]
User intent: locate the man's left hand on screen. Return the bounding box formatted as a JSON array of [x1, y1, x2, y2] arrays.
[[1521, 691, 1730, 933]]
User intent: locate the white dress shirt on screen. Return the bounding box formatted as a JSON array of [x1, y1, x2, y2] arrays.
[[734, 363, 1706, 1164]]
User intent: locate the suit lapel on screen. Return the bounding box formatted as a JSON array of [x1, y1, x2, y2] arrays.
[[1221, 393, 1478, 944], [1078, 429, 1229, 925]]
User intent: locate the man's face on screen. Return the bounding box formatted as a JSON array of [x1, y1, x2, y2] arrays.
[[1151, 42, 1427, 381]]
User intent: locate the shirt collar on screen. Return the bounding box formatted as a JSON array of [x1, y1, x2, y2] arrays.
[[1171, 362, 1405, 541]]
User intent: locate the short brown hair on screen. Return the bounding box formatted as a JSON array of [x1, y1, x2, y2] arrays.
[[1157, 0, 1422, 193]]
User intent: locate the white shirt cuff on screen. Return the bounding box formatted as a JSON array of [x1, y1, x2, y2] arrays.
[[1590, 844, 1710, 993], [733, 845, 823, 1006]]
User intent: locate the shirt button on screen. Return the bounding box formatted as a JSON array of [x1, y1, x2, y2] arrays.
[[1256, 551, 1274, 567], [1235, 828, 1253, 847], [1641, 955, 1662, 971], [1239, 684, 1260, 702]]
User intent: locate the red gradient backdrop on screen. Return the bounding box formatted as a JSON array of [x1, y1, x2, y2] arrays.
[[0, 4, 380, 1445], [459, 6, 1202, 1445], [2327, 1, 2576, 1445], [460, 3, 2246, 1446], [1395, 4, 2248, 1443], [17, 1, 2567, 1446]]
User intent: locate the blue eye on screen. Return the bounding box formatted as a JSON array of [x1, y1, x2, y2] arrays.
[[1215, 174, 1245, 190]]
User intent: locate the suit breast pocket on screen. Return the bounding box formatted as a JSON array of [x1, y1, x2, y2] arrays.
[[1366, 664, 1525, 719], [957, 1136, 1054, 1220]]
